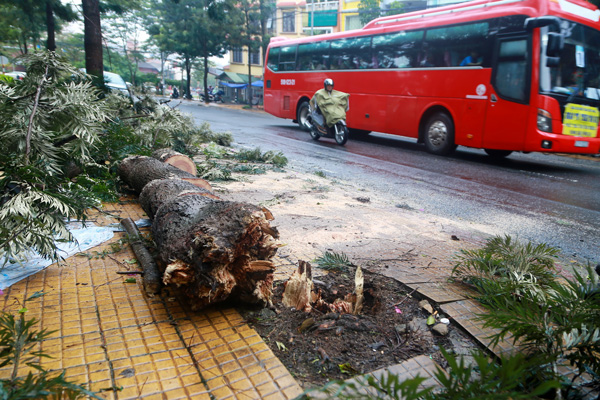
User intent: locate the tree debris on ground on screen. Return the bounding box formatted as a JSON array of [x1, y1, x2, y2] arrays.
[[118, 152, 280, 309], [240, 264, 473, 389]]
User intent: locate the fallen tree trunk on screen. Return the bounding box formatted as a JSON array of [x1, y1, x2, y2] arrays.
[[139, 178, 219, 220], [152, 194, 279, 309], [118, 155, 211, 194], [151, 148, 197, 176], [117, 152, 279, 309]]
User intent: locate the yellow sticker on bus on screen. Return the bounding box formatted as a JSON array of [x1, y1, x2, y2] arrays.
[[562, 103, 599, 138]]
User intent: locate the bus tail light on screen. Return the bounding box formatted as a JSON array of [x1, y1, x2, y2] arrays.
[[537, 109, 552, 132]]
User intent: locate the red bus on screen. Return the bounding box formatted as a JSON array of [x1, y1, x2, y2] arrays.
[[263, 0, 600, 157]]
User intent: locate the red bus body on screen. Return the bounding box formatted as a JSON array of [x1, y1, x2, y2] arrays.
[[263, 0, 600, 155]]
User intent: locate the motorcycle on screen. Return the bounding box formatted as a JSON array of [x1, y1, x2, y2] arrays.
[[212, 91, 225, 103], [305, 100, 349, 146], [199, 92, 214, 102]]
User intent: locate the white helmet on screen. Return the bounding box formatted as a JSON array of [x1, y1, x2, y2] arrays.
[[324, 78, 334, 90]]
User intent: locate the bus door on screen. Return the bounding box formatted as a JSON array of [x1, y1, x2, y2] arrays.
[[483, 34, 532, 150]]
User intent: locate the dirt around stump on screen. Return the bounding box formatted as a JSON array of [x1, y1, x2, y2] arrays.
[[239, 265, 477, 390]]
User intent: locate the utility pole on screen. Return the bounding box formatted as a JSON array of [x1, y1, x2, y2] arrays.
[[311, 0, 315, 35]]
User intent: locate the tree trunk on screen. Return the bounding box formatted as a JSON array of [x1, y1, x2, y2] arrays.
[[151, 148, 197, 176], [82, 0, 103, 79], [118, 155, 211, 194], [139, 178, 219, 220], [185, 57, 192, 100], [152, 194, 279, 309], [118, 154, 279, 309], [46, 0, 56, 51]]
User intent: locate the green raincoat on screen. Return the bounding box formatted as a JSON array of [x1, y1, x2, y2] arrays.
[[310, 89, 350, 127]]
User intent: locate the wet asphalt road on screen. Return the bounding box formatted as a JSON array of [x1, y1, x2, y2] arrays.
[[177, 101, 599, 267]]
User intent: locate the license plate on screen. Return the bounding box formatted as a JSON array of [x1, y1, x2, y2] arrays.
[[574, 141, 589, 148]]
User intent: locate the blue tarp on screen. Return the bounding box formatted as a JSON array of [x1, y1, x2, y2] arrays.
[[220, 80, 263, 88], [221, 82, 247, 88]]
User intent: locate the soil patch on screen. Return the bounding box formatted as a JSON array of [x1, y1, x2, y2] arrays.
[[239, 264, 476, 390], [218, 167, 482, 390]]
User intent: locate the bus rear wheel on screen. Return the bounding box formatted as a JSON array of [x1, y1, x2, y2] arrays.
[[424, 112, 457, 156], [484, 149, 513, 158], [297, 101, 310, 131]]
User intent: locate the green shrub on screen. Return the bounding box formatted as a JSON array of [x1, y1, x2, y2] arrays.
[[0, 296, 102, 399], [313, 251, 352, 272], [234, 148, 288, 168], [0, 52, 108, 265], [452, 236, 599, 397], [452, 235, 559, 302]]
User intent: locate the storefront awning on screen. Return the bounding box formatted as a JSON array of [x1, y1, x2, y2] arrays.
[[221, 82, 247, 88]]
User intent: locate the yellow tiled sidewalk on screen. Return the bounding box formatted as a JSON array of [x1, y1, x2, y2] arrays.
[[0, 201, 303, 399]]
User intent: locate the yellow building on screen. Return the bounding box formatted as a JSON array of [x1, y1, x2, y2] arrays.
[[277, 0, 309, 38], [303, 0, 341, 35], [226, 46, 264, 78], [340, 0, 363, 31]]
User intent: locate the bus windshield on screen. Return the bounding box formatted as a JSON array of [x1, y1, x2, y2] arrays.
[[540, 20, 600, 101]]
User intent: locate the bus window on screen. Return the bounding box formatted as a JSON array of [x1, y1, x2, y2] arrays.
[[298, 41, 330, 70], [425, 22, 490, 67], [492, 15, 528, 35], [373, 30, 422, 69], [329, 37, 372, 70], [267, 47, 280, 71], [330, 38, 351, 69], [494, 38, 528, 102], [279, 45, 297, 71]]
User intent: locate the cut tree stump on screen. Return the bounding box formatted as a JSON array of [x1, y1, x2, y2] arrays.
[[118, 155, 211, 194], [152, 194, 279, 309], [282, 261, 314, 312], [151, 148, 197, 176], [139, 178, 220, 220]]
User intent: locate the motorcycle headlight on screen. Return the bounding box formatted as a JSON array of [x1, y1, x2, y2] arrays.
[[537, 109, 552, 132]]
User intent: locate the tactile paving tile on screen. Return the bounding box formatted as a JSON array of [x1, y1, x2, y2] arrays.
[[0, 201, 303, 399], [440, 300, 517, 357]]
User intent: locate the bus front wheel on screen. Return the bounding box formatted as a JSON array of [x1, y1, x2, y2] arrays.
[[424, 112, 457, 156], [297, 101, 310, 131]]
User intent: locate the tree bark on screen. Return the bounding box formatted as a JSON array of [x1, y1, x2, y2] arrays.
[[118, 155, 211, 194], [151, 148, 197, 176], [82, 0, 103, 79], [139, 178, 219, 220], [152, 194, 279, 309], [120, 218, 162, 296], [46, 0, 56, 51], [117, 154, 279, 310]]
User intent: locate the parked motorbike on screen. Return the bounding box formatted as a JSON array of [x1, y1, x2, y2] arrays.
[[199, 92, 214, 102], [212, 93, 225, 103], [305, 104, 349, 146]]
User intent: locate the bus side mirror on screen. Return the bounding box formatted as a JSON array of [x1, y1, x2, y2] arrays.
[[546, 32, 564, 57], [524, 16, 561, 31]]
